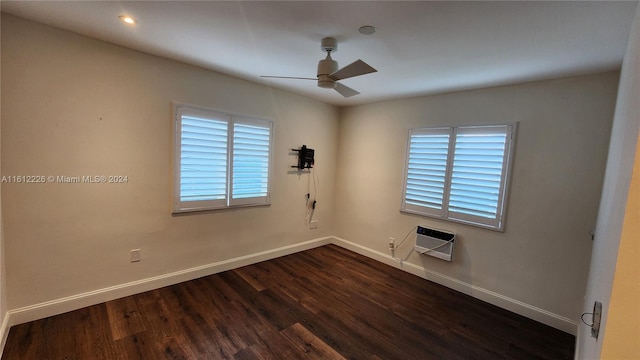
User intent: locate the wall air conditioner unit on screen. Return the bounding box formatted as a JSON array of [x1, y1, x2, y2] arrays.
[[415, 226, 456, 262]]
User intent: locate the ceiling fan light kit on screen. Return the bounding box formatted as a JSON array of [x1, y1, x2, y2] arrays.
[[261, 36, 377, 98]]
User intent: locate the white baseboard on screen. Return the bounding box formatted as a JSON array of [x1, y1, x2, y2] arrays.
[[0, 313, 9, 359], [330, 236, 579, 335], [7, 237, 332, 328]]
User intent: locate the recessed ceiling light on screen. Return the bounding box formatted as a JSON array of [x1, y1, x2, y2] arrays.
[[119, 15, 137, 25], [359, 25, 376, 35]]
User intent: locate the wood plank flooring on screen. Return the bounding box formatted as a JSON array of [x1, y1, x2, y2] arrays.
[[2, 245, 575, 359]]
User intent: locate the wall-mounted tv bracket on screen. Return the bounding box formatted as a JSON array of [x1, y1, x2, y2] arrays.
[[292, 145, 315, 170]]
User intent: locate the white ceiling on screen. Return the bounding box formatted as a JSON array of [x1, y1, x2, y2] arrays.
[[2, 1, 638, 106]]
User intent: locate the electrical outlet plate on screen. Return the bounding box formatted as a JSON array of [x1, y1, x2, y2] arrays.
[[310, 220, 318, 229], [130, 249, 141, 263]]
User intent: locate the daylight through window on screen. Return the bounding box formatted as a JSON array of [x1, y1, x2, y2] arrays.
[[402, 124, 516, 230], [174, 105, 272, 213]]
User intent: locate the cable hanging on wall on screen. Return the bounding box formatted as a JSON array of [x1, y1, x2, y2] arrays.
[[290, 145, 319, 228], [304, 164, 319, 227]]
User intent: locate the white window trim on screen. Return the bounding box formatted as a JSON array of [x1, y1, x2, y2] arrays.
[[173, 104, 273, 213], [401, 123, 517, 231]]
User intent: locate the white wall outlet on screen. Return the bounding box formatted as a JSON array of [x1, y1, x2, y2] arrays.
[[389, 237, 395, 251], [310, 220, 319, 229], [130, 249, 141, 263]]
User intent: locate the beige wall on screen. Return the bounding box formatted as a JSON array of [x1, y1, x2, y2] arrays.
[[578, 4, 640, 359], [1, 14, 339, 309], [334, 72, 618, 326]]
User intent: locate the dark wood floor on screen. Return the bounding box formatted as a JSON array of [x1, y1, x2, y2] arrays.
[[2, 244, 575, 359]]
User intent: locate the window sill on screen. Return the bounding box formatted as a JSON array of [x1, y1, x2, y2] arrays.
[[399, 209, 504, 232], [173, 202, 271, 215]]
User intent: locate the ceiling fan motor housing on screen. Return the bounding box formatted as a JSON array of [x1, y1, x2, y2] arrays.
[[317, 54, 338, 89]]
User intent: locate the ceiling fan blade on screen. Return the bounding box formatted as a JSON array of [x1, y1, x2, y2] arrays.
[[334, 82, 360, 98], [260, 76, 317, 80], [329, 59, 377, 81]]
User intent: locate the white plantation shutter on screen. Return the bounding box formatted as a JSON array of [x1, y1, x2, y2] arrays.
[[174, 106, 272, 212], [448, 126, 512, 229], [402, 124, 515, 231], [230, 120, 271, 205], [403, 128, 452, 217], [180, 116, 228, 202]]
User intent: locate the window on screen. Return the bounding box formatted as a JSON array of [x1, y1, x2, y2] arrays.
[[401, 124, 516, 231], [174, 105, 272, 213]]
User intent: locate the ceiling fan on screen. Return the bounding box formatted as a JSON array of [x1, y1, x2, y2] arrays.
[[261, 37, 377, 98]]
